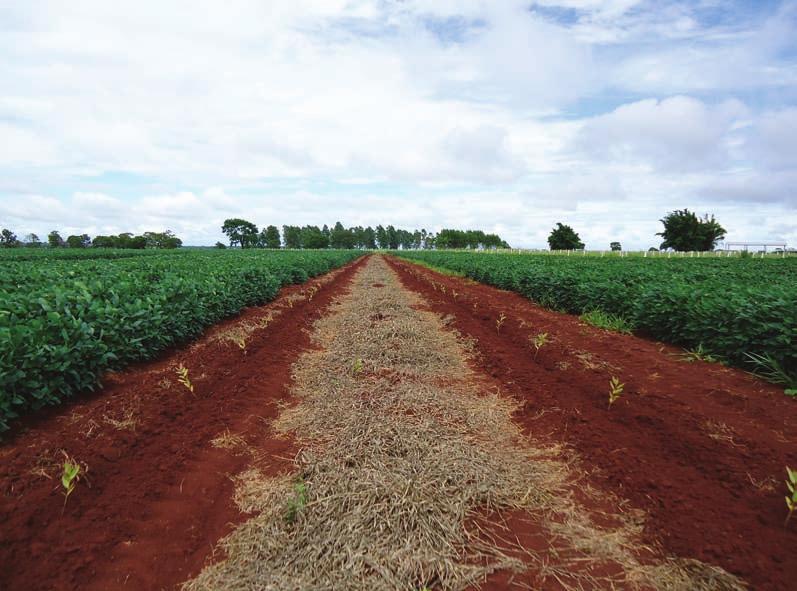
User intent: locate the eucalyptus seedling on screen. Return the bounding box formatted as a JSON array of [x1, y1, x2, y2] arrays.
[[285, 480, 309, 524], [608, 376, 624, 408], [530, 332, 548, 359], [176, 364, 194, 394], [786, 466, 797, 526], [60, 453, 81, 511]]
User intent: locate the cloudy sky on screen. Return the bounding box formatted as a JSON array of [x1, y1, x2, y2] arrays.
[[1, 0, 796, 249]]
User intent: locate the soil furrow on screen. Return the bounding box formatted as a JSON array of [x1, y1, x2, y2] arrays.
[[0, 256, 366, 591], [386, 254, 797, 591]]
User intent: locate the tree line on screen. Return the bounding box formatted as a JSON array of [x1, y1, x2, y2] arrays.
[[219, 219, 509, 250], [0, 209, 728, 252], [0, 228, 183, 249]]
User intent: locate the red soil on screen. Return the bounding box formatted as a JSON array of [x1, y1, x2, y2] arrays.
[[387, 256, 797, 591], [0, 256, 365, 591]]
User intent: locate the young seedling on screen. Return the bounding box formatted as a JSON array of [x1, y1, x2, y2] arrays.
[[285, 480, 309, 524], [231, 334, 247, 351], [530, 332, 548, 359], [496, 312, 506, 333], [608, 376, 624, 408], [351, 358, 364, 376], [60, 453, 81, 511], [176, 364, 194, 394], [786, 467, 797, 526], [678, 344, 719, 364]]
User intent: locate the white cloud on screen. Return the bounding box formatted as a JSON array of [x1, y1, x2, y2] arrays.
[[0, 1, 796, 249], [575, 96, 748, 171]]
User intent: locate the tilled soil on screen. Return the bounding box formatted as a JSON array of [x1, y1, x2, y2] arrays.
[[1, 253, 793, 590], [386, 255, 797, 591], [0, 256, 366, 591]]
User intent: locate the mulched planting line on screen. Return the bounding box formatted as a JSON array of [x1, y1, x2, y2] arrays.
[[185, 255, 743, 591], [0, 255, 366, 591], [386, 255, 797, 591]]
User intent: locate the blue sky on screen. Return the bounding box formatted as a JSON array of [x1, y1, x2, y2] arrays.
[[1, 0, 796, 248]]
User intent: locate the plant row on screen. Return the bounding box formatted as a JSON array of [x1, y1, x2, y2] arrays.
[[0, 250, 361, 430], [395, 251, 797, 385]]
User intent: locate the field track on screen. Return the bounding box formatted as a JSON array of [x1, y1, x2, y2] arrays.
[[1, 254, 795, 590]]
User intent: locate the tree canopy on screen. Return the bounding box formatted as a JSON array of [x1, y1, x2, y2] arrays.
[[0, 228, 19, 248], [221, 218, 259, 248], [261, 225, 281, 249], [547, 223, 584, 250], [657, 209, 726, 252]]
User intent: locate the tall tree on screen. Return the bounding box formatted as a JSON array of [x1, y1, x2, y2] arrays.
[[547, 223, 584, 250], [329, 221, 355, 249], [221, 218, 259, 248], [362, 226, 377, 249], [300, 225, 328, 249], [0, 228, 19, 247], [142, 230, 182, 249], [262, 225, 281, 248], [657, 209, 726, 252], [610, 241, 622, 251], [375, 225, 388, 249], [66, 234, 91, 248], [386, 225, 399, 249], [47, 230, 64, 248], [23, 233, 42, 247], [282, 225, 302, 249]]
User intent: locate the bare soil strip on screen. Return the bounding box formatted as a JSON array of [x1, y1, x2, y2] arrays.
[[185, 255, 742, 591], [0, 256, 365, 591], [386, 255, 797, 591]]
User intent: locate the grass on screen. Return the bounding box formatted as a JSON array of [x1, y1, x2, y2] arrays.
[[579, 310, 633, 334], [744, 352, 797, 396], [679, 344, 723, 364]]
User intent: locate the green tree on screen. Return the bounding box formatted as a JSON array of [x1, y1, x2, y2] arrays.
[[375, 225, 388, 249], [657, 209, 726, 252], [47, 230, 64, 248], [1, 228, 19, 247], [215, 241, 227, 249], [610, 241, 622, 251], [386, 225, 399, 249], [92, 235, 115, 248], [23, 233, 42, 247], [283, 225, 302, 249], [143, 230, 182, 248], [300, 225, 328, 249], [329, 222, 355, 249], [362, 226, 377, 249], [262, 225, 281, 248], [221, 218, 259, 248], [547, 223, 584, 250], [66, 234, 91, 248]]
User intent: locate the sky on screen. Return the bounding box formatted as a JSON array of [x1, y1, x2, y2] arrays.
[[1, 0, 796, 249]]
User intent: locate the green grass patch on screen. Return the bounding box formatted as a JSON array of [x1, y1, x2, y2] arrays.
[[579, 310, 633, 334]]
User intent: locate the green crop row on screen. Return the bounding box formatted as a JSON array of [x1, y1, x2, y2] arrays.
[[395, 251, 797, 384], [0, 250, 361, 431]]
